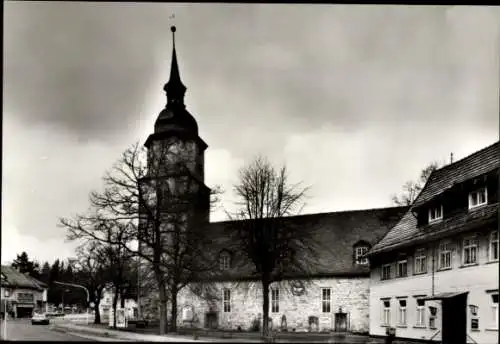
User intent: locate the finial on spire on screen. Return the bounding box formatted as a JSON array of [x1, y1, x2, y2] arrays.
[[171, 25, 176, 48]]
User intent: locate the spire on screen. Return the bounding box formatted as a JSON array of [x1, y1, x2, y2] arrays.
[[163, 25, 187, 108]]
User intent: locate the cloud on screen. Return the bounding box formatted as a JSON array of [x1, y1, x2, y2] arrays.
[[3, 3, 499, 262]]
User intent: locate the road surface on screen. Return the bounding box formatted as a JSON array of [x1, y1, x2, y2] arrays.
[[0, 318, 98, 341]]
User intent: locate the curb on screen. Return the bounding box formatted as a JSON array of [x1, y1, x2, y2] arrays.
[[51, 325, 124, 341]]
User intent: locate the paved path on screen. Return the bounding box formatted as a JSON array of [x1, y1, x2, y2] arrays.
[[0, 318, 104, 341]]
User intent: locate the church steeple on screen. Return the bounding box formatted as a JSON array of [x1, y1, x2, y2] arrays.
[[163, 26, 187, 108]]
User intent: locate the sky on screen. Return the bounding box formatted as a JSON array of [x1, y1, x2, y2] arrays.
[[3, 3, 499, 265]]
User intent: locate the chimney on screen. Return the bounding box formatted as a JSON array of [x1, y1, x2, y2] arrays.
[[450, 152, 454, 164]]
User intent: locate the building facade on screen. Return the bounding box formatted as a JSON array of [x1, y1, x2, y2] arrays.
[[1, 266, 48, 318], [367, 141, 499, 344]]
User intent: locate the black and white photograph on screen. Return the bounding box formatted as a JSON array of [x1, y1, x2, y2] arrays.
[[2, 2, 499, 343]]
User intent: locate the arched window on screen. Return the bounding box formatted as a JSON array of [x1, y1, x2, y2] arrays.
[[353, 240, 371, 265], [219, 251, 231, 271]]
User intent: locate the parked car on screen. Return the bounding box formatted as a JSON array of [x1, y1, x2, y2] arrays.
[[31, 312, 50, 325]]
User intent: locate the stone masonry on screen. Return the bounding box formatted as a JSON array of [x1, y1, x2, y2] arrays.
[[175, 277, 370, 333]]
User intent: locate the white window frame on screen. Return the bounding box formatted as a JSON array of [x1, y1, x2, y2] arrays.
[[271, 288, 279, 313], [396, 259, 408, 278], [381, 264, 391, 280], [414, 248, 427, 274], [222, 288, 231, 313], [428, 205, 443, 223], [416, 299, 426, 327], [463, 237, 478, 266], [382, 300, 391, 326], [468, 187, 488, 210], [398, 299, 407, 326], [439, 241, 452, 270], [219, 252, 231, 270], [492, 293, 499, 330], [489, 231, 499, 262], [355, 246, 369, 264], [321, 288, 331, 313]]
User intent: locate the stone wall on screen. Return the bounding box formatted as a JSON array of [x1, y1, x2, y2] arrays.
[[175, 277, 370, 333]]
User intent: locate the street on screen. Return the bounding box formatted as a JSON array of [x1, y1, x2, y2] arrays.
[[0, 318, 97, 341]]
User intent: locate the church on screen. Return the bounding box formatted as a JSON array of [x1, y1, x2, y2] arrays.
[[138, 26, 408, 334]]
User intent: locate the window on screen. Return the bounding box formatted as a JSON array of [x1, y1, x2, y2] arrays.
[[321, 288, 331, 313], [414, 248, 427, 274], [355, 246, 369, 264], [429, 306, 437, 329], [463, 237, 478, 265], [398, 299, 407, 326], [490, 231, 499, 262], [219, 252, 231, 270], [439, 241, 452, 270], [470, 305, 479, 330], [416, 299, 425, 327], [382, 300, 391, 325], [223, 289, 231, 313], [381, 264, 391, 280], [271, 289, 279, 313], [396, 259, 407, 278], [469, 187, 488, 209], [428, 205, 443, 223], [491, 294, 499, 329]]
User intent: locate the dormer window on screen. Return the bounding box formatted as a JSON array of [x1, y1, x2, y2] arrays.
[[219, 251, 231, 271], [469, 187, 487, 210], [355, 246, 369, 264], [428, 205, 443, 223], [353, 241, 370, 265]]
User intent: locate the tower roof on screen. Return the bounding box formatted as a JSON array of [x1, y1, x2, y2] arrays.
[[154, 25, 198, 136]]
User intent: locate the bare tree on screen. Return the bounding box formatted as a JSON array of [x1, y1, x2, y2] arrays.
[[226, 156, 319, 338], [70, 241, 110, 324], [60, 140, 220, 334], [392, 161, 440, 206]]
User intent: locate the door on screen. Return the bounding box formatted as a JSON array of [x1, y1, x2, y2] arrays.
[[334, 312, 347, 332], [205, 312, 218, 329]]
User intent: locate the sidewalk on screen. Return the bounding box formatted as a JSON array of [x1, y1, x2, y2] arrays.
[[50, 322, 261, 342]]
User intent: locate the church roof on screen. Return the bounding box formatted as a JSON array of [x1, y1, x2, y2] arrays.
[[204, 205, 408, 280]]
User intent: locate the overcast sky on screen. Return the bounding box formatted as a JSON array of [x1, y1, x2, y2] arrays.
[[3, 3, 499, 265]]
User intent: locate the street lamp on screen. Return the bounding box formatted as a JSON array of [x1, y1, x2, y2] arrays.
[[3, 289, 11, 340], [54, 281, 90, 325]]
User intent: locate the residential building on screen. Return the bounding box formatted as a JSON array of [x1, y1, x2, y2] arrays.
[[137, 25, 408, 333], [367, 141, 499, 343], [99, 285, 138, 320], [1, 265, 48, 318]]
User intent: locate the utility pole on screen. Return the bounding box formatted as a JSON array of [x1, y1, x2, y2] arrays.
[[54, 281, 90, 325]]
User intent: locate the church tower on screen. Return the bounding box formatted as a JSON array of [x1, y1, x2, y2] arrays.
[[144, 25, 211, 223]]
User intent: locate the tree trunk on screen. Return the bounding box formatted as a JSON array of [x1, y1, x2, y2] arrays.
[[169, 287, 178, 332], [262, 280, 270, 338], [158, 280, 168, 335], [94, 287, 104, 324], [112, 285, 119, 329], [120, 288, 125, 309], [94, 301, 101, 324]]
